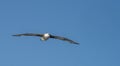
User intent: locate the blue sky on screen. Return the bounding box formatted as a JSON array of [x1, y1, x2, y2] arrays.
[[0, 0, 120, 66]]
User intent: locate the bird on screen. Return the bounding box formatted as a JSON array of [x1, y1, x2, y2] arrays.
[[12, 33, 79, 44]]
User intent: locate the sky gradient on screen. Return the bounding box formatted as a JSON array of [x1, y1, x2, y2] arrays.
[[0, 0, 120, 66]]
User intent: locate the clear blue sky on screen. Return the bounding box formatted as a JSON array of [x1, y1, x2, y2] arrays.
[[0, 0, 119, 66]]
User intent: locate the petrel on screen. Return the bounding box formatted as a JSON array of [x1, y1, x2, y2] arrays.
[[12, 33, 79, 44]]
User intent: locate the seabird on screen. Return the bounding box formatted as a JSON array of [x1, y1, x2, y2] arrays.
[[12, 33, 79, 44]]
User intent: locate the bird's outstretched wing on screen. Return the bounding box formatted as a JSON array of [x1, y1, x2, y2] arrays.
[[50, 35, 79, 44], [12, 33, 43, 37]]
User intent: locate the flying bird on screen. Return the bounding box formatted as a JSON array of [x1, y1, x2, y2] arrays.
[[12, 33, 79, 44]]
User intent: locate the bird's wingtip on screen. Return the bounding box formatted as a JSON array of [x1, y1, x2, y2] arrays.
[[74, 43, 80, 45], [12, 34, 21, 36], [12, 35, 16, 36], [71, 41, 80, 45]]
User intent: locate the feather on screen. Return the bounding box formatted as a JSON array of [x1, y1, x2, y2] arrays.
[[50, 35, 79, 44], [12, 33, 43, 37]]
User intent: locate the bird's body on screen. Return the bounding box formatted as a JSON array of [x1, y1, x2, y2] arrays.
[[40, 33, 50, 41], [13, 33, 79, 44]]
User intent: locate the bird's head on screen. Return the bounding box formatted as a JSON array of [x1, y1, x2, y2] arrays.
[[40, 37, 46, 41]]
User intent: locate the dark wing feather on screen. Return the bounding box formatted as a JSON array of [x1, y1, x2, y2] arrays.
[[50, 35, 79, 44], [12, 33, 43, 37]]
